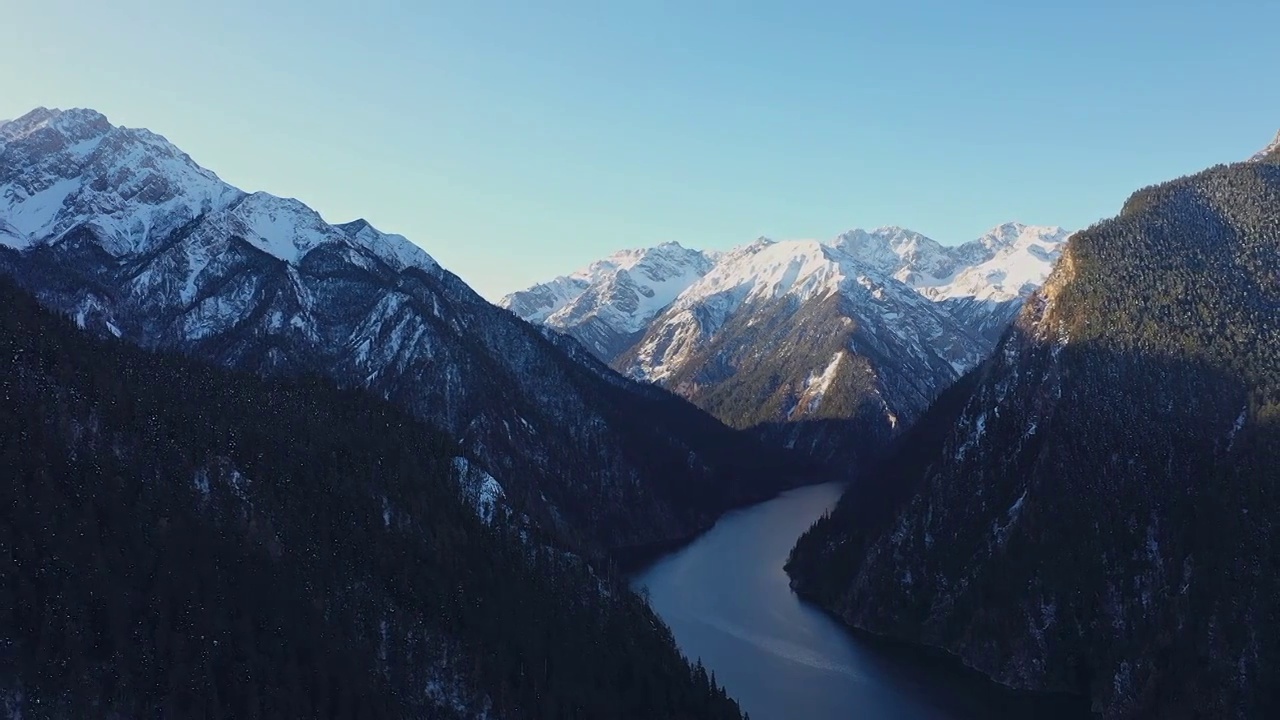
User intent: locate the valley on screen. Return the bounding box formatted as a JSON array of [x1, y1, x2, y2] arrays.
[[2, 101, 1278, 720], [506, 224, 1070, 470], [631, 483, 1090, 720]]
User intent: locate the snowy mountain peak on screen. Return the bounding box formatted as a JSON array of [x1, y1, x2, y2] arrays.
[[665, 236, 956, 327], [510, 219, 1071, 370], [335, 218, 439, 272], [0, 107, 239, 255], [1251, 130, 1280, 162], [0, 107, 438, 274], [919, 223, 1072, 303], [972, 221, 1065, 249], [622, 233, 990, 434], [1, 107, 112, 143], [831, 226, 951, 280], [1, 106, 803, 585], [500, 241, 718, 356]]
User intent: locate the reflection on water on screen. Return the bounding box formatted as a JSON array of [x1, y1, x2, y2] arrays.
[[631, 482, 1091, 720]]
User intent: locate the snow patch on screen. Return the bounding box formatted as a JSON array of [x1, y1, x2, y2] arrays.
[[193, 468, 212, 497], [452, 457, 506, 525], [505, 242, 717, 349], [791, 352, 844, 417], [991, 489, 1028, 545], [1228, 406, 1248, 449]]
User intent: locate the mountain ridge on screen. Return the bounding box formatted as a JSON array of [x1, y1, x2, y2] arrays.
[[787, 143, 1280, 718], [507, 220, 1069, 471], [500, 241, 718, 359], [0, 106, 806, 557]]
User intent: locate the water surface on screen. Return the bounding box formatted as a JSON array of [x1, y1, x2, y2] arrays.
[[631, 482, 1089, 720]]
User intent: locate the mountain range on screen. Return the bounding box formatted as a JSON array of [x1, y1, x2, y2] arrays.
[[788, 135, 1280, 718], [9, 102, 1278, 720], [0, 106, 812, 557], [0, 106, 798, 718], [505, 222, 1070, 467]]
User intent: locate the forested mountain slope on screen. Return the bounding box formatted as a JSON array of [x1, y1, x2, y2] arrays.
[[788, 149, 1280, 718], [0, 107, 805, 556], [0, 277, 743, 719]]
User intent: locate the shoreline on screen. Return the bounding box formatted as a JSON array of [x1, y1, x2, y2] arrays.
[[788, 582, 1098, 718], [626, 481, 1097, 719]]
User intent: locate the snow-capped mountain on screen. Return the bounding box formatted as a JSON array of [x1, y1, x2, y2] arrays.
[[910, 223, 1071, 302], [628, 237, 986, 383], [612, 237, 989, 466], [500, 242, 717, 360], [827, 226, 958, 285], [1251, 129, 1280, 161], [909, 223, 1072, 343], [511, 222, 1070, 469], [0, 107, 800, 553], [511, 223, 1071, 366], [828, 222, 1070, 306], [0, 107, 438, 272]]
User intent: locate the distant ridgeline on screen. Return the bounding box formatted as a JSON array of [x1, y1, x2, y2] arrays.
[[506, 223, 1072, 474], [0, 276, 744, 718], [788, 144, 1280, 717]]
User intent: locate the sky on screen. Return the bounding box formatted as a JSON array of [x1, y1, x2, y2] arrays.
[[3, 1, 1279, 300]]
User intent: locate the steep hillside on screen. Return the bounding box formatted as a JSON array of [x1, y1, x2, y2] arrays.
[[0, 277, 743, 719], [788, 149, 1280, 718], [0, 107, 804, 556]]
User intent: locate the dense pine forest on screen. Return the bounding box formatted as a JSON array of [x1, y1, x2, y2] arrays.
[[0, 277, 743, 719], [788, 153, 1280, 717]]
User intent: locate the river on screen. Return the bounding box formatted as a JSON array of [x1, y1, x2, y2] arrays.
[[630, 482, 1090, 720]]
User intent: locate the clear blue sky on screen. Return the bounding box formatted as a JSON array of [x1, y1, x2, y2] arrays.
[[4, 1, 1279, 299]]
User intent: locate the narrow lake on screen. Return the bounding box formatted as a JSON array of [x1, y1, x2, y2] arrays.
[[630, 482, 1090, 720]]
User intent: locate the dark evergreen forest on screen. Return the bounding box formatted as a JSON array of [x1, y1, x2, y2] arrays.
[[0, 277, 743, 719]]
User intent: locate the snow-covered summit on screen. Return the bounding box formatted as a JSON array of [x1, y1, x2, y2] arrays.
[[1250, 130, 1280, 162], [630, 237, 986, 383], [1, 105, 798, 577], [336, 218, 439, 272], [507, 221, 1072, 367], [499, 214, 1070, 470], [499, 240, 715, 358], [824, 222, 1070, 303], [0, 107, 239, 254], [917, 223, 1071, 303], [829, 226, 956, 286], [669, 239, 854, 315], [0, 107, 436, 272]]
